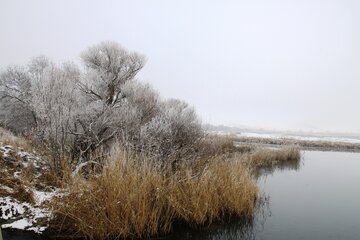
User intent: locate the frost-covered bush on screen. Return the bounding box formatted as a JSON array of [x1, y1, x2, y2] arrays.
[[112, 81, 161, 144], [0, 41, 204, 171], [140, 99, 203, 161]]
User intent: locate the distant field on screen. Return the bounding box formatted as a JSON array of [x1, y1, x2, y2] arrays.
[[238, 132, 360, 143], [233, 134, 360, 152], [209, 131, 360, 152]]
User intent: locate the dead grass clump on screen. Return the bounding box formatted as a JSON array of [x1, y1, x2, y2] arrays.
[[241, 146, 301, 174], [0, 176, 35, 204], [35, 170, 63, 190], [0, 154, 35, 204], [50, 149, 257, 239], [21, 162, 37, 183], [196, 135, 253, 157], [0, 128, 32, 152], [168, 156, 257, 225]]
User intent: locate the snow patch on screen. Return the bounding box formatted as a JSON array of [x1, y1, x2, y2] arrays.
[[2, 218, 32, 230], [0, 145, 13, 158], [33, 189, 58, 205], [0, 197, 28, 220], [0, 188, 59, 233]]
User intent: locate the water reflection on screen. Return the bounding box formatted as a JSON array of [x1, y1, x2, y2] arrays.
[[256, 152, 303, 178], [168, 195, 271, 240]]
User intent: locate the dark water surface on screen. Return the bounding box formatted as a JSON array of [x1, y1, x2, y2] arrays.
[[3, 151, 360, 240], [169, 151, 360, 240], [2, 229, 44, 240]]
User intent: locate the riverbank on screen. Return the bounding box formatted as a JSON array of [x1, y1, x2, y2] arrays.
[[0, 129, 301, 239]]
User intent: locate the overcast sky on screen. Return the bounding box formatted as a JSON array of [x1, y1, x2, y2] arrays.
[[1, 0, 359, 133]]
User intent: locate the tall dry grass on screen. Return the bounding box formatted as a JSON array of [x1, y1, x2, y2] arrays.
[[0, 127, 32, 152], [50, 148, 258, 239], [246, 146, 300, 169], [238, 146, 301, 177]]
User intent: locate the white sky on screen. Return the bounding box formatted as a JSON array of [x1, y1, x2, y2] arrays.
[[1, 0, 359, 133]]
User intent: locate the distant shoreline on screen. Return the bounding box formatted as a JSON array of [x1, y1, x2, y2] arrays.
[[234, 136, 360, 153]]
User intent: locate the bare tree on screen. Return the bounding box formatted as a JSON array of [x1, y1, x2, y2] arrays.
[[67, 42, 148, 163], [69, 81, 160, 164], [0, 65, 36, 132], [30, 61, 80, 167], [80, 41, 146, 105]]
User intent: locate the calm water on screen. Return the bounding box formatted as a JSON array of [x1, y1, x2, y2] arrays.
[[169, 150, 360, 240]]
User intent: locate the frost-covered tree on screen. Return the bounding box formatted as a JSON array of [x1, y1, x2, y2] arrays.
[[0, 57, 82, 171], [0, 65, 36, 132], [64, 42, 147, 163], [70, 80, 161, 163], [0, 41, 205, 172], [80, 41, 146, 105], [30, 61, 80, 166]]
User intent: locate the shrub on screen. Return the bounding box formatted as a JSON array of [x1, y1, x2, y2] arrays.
[[139, 99, 203, 162]]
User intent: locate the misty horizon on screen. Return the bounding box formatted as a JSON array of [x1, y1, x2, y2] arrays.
[[1, 0, 359, 133]]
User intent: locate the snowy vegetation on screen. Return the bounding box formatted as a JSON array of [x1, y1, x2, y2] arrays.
[[0, 41, 203, 173]]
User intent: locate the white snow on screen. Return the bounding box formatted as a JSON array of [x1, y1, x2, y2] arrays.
[[28, 226, 47, 234], [33, 189, 58, 205], [2, 219, 32, 230], [0, 192, 54, 233], [2, 215, 48, 234], [0, 187, 58, 233], [0, 197, 27, 220], [17, 150, 30, 158], [0, 145, 12, 158], [0, 143, 44, 169]]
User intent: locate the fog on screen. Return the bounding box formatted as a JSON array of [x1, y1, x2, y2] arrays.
[[1, 0, 359, 133]]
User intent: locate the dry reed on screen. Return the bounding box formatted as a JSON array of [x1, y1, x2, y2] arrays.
[[50, 149, 258, 239], [238, 146, 301, 177], [0, 128, 32, 152]]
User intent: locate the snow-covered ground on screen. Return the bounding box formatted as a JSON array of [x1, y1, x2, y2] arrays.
[[0, 143, 57, 234], [0, 195, 49, 233]]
